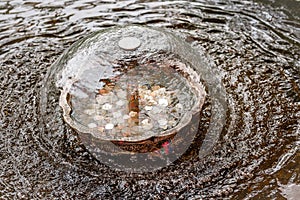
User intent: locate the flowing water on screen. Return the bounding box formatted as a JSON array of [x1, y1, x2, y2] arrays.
[[0, 0, 299, 199]]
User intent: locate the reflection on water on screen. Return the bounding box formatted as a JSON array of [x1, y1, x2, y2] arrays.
[[0, 0, 299, 199], [254, 0, 300, 18]]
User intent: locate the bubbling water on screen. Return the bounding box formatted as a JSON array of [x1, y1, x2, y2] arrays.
[[41, 25, 226, 172]]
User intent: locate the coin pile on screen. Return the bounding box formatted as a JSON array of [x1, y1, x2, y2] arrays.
[[78, 83, 184, 139]]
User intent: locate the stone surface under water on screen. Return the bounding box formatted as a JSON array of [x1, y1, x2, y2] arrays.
[[0, 0, 299, 199]]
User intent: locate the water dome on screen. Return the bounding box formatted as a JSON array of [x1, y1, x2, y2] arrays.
[[43, 25, 209, 171]]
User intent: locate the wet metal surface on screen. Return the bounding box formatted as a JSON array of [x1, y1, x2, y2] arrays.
[[0, 0, 299, 199]]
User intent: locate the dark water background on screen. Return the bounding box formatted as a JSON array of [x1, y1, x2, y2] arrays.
[[0, 0, 299, 199]]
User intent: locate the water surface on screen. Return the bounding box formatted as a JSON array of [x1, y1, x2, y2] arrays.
[[0, 0, 299, 199]]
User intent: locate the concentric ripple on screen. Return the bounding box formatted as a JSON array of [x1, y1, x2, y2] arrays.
[[0, 0, 299, 199]]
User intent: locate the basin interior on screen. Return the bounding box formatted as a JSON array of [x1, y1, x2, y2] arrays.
[[62, 56, 204, 142]]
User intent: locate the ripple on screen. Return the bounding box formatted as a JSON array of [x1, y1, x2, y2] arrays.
[[0, 0, 299, 199]]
